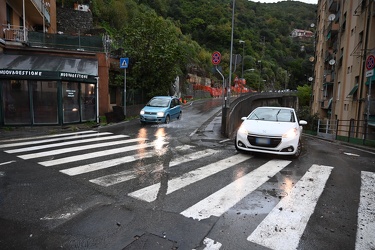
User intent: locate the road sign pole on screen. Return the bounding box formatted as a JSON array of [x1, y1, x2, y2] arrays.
[[120, 57, 129, 117], [124, 69, 127, 116]]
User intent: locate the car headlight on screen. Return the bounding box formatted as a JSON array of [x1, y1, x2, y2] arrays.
[[238, 124, 248, 135], [140, 110, 145, 115], [157, 111, 165, 117], [282, 128, 298, 138]]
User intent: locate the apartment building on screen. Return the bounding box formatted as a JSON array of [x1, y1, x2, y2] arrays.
[[312, 0, 375, 139], [0, 0, 111, 126]]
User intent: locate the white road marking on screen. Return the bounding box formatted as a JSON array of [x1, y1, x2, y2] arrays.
[[4, 134, 128, 154], [355, 171, 375, 250], [89, 149, 218, 186], [0, 130, 97, 143], [181, 160, 291, 220], [343, 152, 360, 157], [61, 151, 155, 176], [202, 237, 222, 249], [169, 149, 217, 167], [18, 138, 144, 160], [247, 164, 333, 250], [39, 141, 166, 167], [128, 154, 252, 202], [0, 132, 112, 148], [0, 160, 16, 166]]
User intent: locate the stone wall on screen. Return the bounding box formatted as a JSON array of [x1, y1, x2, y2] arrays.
[[56, 7, 93, 35]]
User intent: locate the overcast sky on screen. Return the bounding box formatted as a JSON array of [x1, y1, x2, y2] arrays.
[[248, 0, 318, 4]]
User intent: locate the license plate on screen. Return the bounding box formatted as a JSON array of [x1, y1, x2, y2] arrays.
[[256, 138, 270, 145]]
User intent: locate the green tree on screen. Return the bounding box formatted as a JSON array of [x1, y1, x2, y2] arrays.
[[296, 84, 311, 107], [122, 7, 182, 99]]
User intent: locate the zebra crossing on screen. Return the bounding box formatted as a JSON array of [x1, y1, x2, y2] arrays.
[[1, 130, 374, 250]]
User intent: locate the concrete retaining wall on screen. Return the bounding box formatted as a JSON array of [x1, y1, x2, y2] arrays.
[[224, 93, 299, 138]]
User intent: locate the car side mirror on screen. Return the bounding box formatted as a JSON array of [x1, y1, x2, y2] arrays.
[[299, 120, 307, 125], [241, 117, 247, 121]]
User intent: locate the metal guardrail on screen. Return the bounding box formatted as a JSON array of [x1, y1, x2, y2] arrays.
[[317, 119, 375, 147]]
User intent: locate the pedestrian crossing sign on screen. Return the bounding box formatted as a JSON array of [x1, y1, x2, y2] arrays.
[[120, 58, 129, 69]]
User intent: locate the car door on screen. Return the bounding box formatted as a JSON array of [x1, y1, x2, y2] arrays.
[[170, 98, 180, 119]]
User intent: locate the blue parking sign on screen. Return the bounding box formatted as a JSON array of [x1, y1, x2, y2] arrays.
[[120, 58, 129, 69]]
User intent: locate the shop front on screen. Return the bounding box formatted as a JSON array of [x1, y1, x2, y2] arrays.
[[0, 53, 99, 126]]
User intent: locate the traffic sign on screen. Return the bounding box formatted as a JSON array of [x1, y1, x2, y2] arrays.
[[120, 58, 129, 69], [212, 51, 221, 65], [366, 69, 374, 78], [366, 55, 375, 70]]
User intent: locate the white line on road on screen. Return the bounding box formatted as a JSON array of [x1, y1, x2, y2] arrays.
[[247, 164, 333, 250], [355, 171, 375, 250], [0, 132, 113, 148], [128, 154, 252, 202], [39, 141, 167, 167], [61, 151, 155, 176], [89, 149, 219, 186], [18, 138, 144, 160], [169, 149, 217, 167], [0, 130, 97, 143], [4, 134, 128, 154], [0, 160, 16, 166], [180, 160, 291, 220]]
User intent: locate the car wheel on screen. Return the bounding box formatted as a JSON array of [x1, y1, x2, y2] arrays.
[[292, 140, 302, 158], [177, 111, 182, 120], [165, 115, 170, 124], [140, 121, 146, 126]]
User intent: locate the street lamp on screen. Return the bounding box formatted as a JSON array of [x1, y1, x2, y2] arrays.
[[239, 40, 245, 78]]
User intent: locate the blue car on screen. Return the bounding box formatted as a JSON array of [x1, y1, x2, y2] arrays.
[[140, 96, 182, 124]]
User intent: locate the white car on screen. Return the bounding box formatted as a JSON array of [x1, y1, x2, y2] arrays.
[[235, 106, 307, 158]]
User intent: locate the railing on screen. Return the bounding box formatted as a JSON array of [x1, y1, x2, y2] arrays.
[[2, 25, 28, 43], [31, 0, 51, 24], [316, 119, 375, 147], [1, 26, 104, 52]]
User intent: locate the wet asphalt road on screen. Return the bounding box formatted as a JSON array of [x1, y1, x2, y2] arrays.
[[0, 98, 374, 250]]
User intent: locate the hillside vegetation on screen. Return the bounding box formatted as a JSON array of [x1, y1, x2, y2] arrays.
[[57, 0, 317, 99]]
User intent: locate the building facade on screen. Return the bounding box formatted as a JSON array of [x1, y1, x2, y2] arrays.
[[0, 0, 111, 126], [312, 0, 375, 139]]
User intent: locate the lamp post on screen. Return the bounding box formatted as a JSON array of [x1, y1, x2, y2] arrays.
[[222, 0, 235, 136], [239, 40, 245, 78]]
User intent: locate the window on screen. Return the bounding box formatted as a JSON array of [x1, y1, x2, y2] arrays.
[[32, 81, 58, 124], [2, 80, 31, 125]]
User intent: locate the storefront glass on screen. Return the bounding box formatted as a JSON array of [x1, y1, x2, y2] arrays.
[[2, 80, 31, 125], [81, 83, 96, 121], [32, 81, 58, 124], [62, 81, 80, 123]]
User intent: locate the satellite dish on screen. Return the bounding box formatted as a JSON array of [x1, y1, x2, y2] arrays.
[[308, 77, 314, 82], [309, 57, 315, 62], [328, 14, 336, 21], [329, 59, 336, 65], [310, 23, 315, 28]]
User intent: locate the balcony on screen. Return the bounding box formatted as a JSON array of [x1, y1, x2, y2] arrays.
[[10, 0, 50, 26], [328, 0, 338, 12], [2, 25, 28, 43], [1, 26, 104, 52]]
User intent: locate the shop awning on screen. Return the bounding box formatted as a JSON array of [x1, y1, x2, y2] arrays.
[[0, 53, 98, 82], [347, 84, 358, 96]]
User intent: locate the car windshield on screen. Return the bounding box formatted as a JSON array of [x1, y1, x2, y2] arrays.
[[147, 98, 170, 107], [248, 108, 295, 122]]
